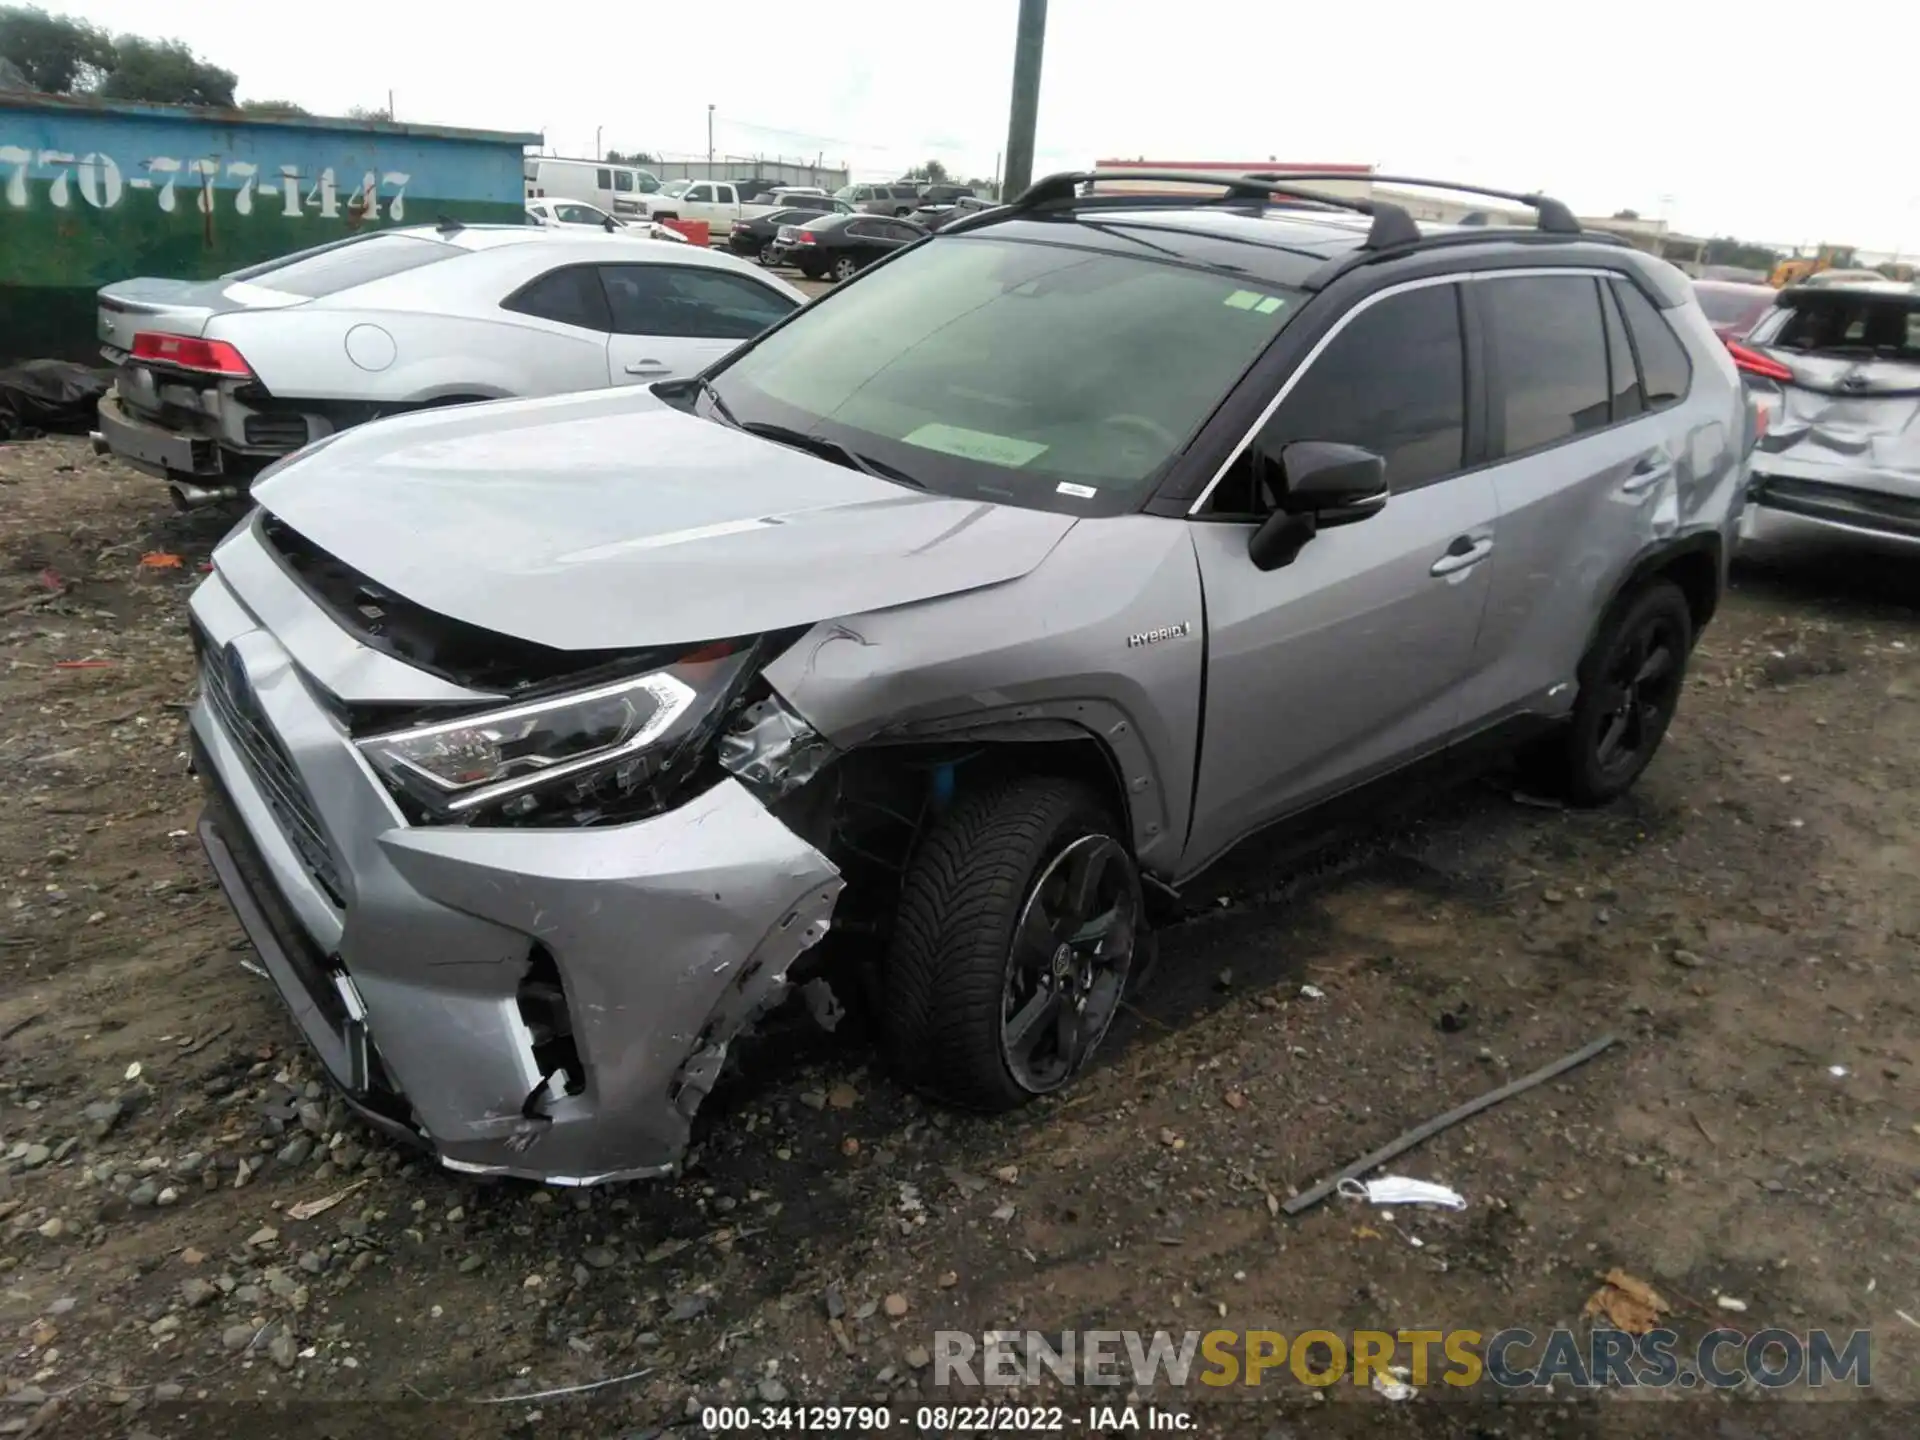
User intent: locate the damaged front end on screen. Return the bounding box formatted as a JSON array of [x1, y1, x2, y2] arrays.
[[190, 515, 852, 1184]]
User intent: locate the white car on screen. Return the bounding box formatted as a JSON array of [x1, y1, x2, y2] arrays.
[[525, 198, 690, 244], [93, 223, 804, 506]]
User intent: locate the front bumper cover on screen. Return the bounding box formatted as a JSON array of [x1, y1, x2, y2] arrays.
[[189, 605, 843, 1185]]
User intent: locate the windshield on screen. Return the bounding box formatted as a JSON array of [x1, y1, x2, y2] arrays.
[[1757, 293, 1920, 360], [663, 179, 693, 198], [710, 236, 1299, 509]]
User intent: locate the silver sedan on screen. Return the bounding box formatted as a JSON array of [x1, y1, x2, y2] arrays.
[[93, 223, 805, 506]]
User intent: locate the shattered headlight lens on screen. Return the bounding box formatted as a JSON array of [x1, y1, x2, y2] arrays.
[[358, 649, 748, 818]]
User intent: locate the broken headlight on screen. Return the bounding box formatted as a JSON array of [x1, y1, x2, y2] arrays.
[[357, 646, 750, 820]]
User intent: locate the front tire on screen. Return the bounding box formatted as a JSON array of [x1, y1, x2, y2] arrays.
[[882, 778, 1142, 1112], [1533, 580, 1693, 807]]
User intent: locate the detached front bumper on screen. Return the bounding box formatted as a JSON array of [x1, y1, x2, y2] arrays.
[[189, 586, 842, 1185]]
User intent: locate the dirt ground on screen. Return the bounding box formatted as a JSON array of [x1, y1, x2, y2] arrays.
[[0, 436, 1916, 1439]]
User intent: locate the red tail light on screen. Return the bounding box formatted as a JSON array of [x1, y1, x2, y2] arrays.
[[131, 332, 254, 378], [1725, 339, 1792, 383], [795, 232, 817, 245]]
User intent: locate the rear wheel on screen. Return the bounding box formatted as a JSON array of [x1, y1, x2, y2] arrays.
[[882, 778, 1142, 1112], [1530, 581, 1692, 806], [830, 255, 860, 282]]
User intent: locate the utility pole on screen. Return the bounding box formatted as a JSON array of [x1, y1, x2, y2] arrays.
[[707, 104, 716, 167], [1000, 0, 1047, 200], [595, 125, 602, 161]]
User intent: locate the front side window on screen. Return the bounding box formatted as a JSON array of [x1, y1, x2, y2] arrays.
[[1612, 279, 1693, 407], [710, 236, 1299, 509], [686, 184, 714, 203], [1231, 283, 1465, 505], [600, 264, 797, 339], [504, 266, 612, 332], [1484, 275, 1611, 456], [613, 171, 635, 192]]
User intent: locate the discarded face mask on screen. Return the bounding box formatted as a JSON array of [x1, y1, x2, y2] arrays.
[[1337, 1176, 1467, 1210]]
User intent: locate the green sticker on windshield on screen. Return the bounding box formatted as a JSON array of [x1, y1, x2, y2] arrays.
[[1223, 289, 1262, 310], [902, 423, 1049, 468], [1255, 295, 1285, 314]]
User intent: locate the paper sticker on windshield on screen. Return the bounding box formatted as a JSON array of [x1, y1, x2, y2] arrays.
[[1056, 482, 1098, 499], [1223, 289, 1262, 310], [1255, 295, 1285, 314], [903, 423, 1049, 468]]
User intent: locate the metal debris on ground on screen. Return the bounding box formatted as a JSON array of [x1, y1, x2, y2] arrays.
[[1283, 1032, 1621, 1216], [286, 1180, 369, 1222]]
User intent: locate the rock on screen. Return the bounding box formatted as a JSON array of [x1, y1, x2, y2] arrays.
[[181, 1247, 206, 1266], [882, 1292, 909, 1318], [222, 1324, 257, 1354], [266, 1270, 300, 1301], [1716, 1295, 1749, 1313], [333, 1144, 365, 1172], [180, 1278, 219, 1308], [1542, 888, 1567, 904], [36, 1217, 65, 1240], [668, 1294, 708, 1322], [245, 1226, 279, 1248], [581, 1247, 618, 1270], [758, 1379, 789, 1404], [296, 1102, 327, 1137], [127, 1181, 160, 1209], [277, 1136, 314, 1167], [905, 1344, 932, 1369], [83, 1100, 124, 1138], [458, 1254, 485, 1275], [1670, 949, 1705, 968], [853, 1299, 879, 1321], [20, 1145, 51, 1171], [297, 1251, 328, 1276], [156, 1187, 180, 1208], [827, 1083, 859, 1110], [824, 1283, 846, 1320], [445, 1206, 465, 1223], [153, 1383, 184, 1402], [233, 1286, 263, 1305], [149, 1315, 181, 1338], [48, 1298, 76, 1316], [268, 1329, 298, 1369], [799, 1090, 828, 1111]]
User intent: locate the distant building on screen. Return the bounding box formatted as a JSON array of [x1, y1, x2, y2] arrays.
[[1092, 159, 1373, 201]]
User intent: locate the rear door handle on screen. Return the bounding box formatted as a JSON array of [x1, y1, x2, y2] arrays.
[[1430, 535, 1494, 576], [1622, 457, 1673, 495], [624, 360, 671, 376]]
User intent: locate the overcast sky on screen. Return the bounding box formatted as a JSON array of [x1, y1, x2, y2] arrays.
[[37, 0, 1920, 254]]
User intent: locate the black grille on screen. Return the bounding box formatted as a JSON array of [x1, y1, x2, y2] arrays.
[[197, 636, 345, 906], [243, 412, 310, 451]]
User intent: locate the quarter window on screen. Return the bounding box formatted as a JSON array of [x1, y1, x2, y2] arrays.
[[1484, 275, 1612, 457], [1246, 282, 1466, 500], [599, 264, 797, 339], [1612, 279, 1692, 408], [504, 266, 612, 332]]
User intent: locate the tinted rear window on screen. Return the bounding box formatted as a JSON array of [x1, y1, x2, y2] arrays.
[[228, 233, 458, 298], [1758, 292, 1920, 360], [1484, 275, 1611, 455]]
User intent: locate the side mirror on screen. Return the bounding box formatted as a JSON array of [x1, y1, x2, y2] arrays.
[[1245, 440, 1388, 572]]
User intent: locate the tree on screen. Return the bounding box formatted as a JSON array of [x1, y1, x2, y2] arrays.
[[240, 97, 308, 116], [95, 34, 235, 106], [346, 103, 391, 122], [905, 158, 950, 184], [1611, 208, 1641, 221], [0, 4, 112, 93], [606, 149, 658, 165]]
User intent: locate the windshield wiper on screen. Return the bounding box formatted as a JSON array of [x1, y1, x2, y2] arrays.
[[698, 377, 740, 429], [739, 421, 925, 489]]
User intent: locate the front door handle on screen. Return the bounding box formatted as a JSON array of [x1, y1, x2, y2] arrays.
[[1430, 535, 1494, 576], [624, 360, 671, 376], [1621, 457, 1673, 495]]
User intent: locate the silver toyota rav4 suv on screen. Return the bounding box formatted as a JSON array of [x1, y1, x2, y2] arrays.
[[188, 171, 1749, 1184]]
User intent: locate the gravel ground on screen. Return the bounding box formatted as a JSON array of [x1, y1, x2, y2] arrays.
[[0, 436, 1916, 1438]]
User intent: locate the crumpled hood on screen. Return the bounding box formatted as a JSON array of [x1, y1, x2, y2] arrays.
[[1755, 351, 1920, 494], [252, 387, 1077, 651]]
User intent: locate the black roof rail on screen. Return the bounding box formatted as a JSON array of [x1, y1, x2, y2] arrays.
[[1330, 174, 1582, 235], [981, 169, 1423, 250]]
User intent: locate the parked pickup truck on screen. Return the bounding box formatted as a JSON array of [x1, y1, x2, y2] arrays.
[[630, 180, 787, 238]]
